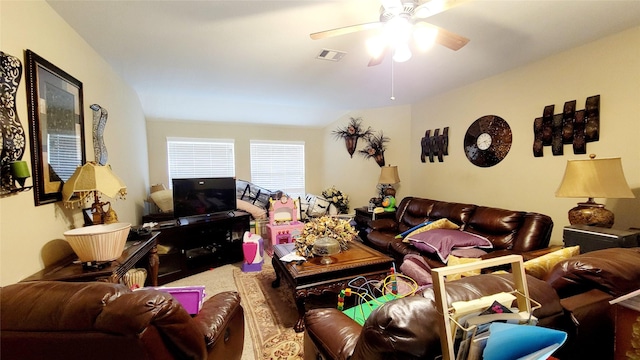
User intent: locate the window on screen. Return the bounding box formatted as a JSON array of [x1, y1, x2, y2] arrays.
[[250, 140, 305, 198], [167, 137, 235, 185]]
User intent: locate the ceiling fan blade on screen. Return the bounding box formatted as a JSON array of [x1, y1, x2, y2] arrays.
[[310, 22, 383, 40], [368, 47, 388, 67], [414, 0, 471, 19], [416, 22, 469, 51], [433, 25, 470, 51]]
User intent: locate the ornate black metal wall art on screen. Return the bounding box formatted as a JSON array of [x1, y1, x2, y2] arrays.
[[1, 51, 26, 194], [90, 104, 108, 165], [533, 95, 600, 157], [421, 127, 449, 163]]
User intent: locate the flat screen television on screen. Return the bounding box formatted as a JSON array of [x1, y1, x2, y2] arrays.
[[172, 177, 237, 219]]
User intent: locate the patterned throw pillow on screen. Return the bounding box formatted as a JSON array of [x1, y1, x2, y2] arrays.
[[446, 255, 482, 280], [523, 246, 580, 280]]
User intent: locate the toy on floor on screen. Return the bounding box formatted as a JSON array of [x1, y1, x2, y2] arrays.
[[242, 231, 264, 272], [338, 265, 418, 325], [265, 195, 305, 254]]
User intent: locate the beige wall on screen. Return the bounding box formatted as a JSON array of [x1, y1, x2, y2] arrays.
[[146, 120, 326, 194], [147, 106, 411, 213], [0, 0, 149, 285], [409, 27, 640, 245], [321, 105, 412, 209]]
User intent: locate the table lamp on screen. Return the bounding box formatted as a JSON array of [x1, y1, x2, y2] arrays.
[[555, 155, 634, 228], [378, 165, 400, 197], [62, 162, 127, 224]]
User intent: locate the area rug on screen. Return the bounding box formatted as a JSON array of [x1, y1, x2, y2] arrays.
[[233, 260, 304, 360]]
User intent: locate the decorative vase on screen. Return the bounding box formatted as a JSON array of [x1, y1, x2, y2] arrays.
[[344, 134, 358, 158]]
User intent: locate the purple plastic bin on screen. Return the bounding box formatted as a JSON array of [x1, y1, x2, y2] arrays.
[[149, 286, 205, 314]]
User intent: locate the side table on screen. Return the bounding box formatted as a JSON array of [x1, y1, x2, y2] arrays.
[[22, 232, 160, 286], [354, 206, 396, 239]]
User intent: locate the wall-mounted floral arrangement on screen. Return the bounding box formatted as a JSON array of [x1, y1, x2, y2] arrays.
[[359, 131, 389, 167], [331, 117, 373, 158]]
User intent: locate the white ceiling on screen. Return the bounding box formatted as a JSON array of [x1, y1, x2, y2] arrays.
[[47, 0, 640, 127]]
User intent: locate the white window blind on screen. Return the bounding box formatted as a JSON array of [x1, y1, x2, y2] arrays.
[[167, 137, 235, 184], [250, 140, 305, 198], [48, 133, 82, 180]]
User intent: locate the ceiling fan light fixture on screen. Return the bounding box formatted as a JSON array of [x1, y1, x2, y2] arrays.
[[385, 16, 413, 43], [366, 36, 386, 59], [393, 42, 412, 62], [413, 23, 438, 51]]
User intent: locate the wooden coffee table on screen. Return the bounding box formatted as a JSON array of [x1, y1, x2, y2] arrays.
[[271, 241, 394, 332]]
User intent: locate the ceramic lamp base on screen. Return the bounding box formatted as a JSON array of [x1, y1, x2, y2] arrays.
[[568, 201, 614, 228]]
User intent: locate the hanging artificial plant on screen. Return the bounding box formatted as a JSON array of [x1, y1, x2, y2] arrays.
[[331, 117, 373, 158], [359, 131, 390, 167]]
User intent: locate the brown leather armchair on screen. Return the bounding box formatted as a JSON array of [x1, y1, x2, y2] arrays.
[[366, 197, 554, 267], [0, 281, 244, 360]]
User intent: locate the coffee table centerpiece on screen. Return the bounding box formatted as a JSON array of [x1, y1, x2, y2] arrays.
[[295, 215, 358, 259]]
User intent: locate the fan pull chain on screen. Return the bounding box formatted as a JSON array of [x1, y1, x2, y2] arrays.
[[390, 60, 396, 100]]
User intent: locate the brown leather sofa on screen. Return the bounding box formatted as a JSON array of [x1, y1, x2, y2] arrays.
[[304, 247, 640, 360], [0, 281, 245, 360], [366, 197, 554, 267]]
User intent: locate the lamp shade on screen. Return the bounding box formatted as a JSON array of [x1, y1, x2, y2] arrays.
[[62, 162, 127, 206], [555, 157, 634, 199], [378, 165, 401, 184]]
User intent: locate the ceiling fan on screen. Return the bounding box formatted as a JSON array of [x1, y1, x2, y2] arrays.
[[310, 0, 470, 66]]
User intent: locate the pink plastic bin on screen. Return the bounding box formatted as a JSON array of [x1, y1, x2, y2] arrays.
[[149, 286, 206, 314]]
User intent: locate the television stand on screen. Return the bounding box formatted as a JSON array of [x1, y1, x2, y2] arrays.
[[143, 210, 251, 284]]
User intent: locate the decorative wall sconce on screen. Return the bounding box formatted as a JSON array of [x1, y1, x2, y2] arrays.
[[1, 51, 28, 196], [359, 131, 390, 167], [421, 127, 449, 163], [0, 161, 33, 195], [332, 117, 373, 158], [533, 95, 600, 157]]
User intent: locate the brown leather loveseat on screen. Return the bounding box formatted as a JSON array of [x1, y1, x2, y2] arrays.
[[0, 281, 245, 360], [366, 197, 554, 267]]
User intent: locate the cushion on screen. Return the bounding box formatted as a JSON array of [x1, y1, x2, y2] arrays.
[[401, 218, 460, 243], [237, 199, 267, 220], [523, 246, 580, 280], [399, 254, 433, 286], [446, 255, 481, 280], [451, 248, 488, 258], [407, 229, 493, 263]]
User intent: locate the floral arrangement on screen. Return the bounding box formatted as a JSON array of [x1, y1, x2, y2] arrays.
[[322, 186, 350, 214], [331, 117, 373, 157], [295, 215, 358, 258], [359, 131, 390, 167]]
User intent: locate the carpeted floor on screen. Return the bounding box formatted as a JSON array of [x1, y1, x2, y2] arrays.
[[163, 258, 304, 360]]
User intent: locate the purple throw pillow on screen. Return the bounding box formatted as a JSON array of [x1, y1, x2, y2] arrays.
[[406, 229, 492, 263]]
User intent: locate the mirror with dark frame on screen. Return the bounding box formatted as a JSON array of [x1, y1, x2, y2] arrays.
[[25, 50, 85, 206]]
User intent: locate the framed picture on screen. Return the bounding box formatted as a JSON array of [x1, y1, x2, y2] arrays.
[[25, 50, 85, 206]]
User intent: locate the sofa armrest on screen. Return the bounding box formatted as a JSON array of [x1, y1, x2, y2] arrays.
[[368, 218, 398, 232], [193, 291, 244, 354], [304, 308, 362, 360]]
